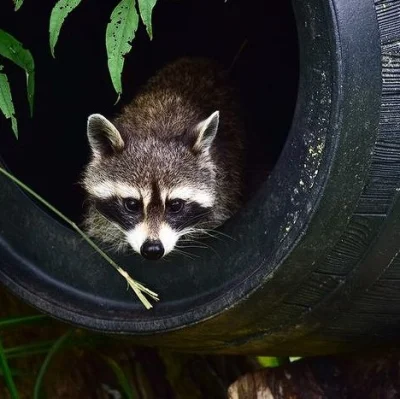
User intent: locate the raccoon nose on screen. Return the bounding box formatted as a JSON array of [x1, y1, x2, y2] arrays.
[[140, 240, 164, 260]]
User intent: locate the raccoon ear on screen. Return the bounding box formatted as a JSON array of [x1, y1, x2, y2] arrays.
[[87, 114, 125, 157], [191, 111, 219, 154]]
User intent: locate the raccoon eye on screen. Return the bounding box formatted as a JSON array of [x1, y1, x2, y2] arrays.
[[167, 199, 185, 214], [123, 198, 140, 213]]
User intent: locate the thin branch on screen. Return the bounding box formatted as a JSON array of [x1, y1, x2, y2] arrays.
[[0, 166, 158, 309]]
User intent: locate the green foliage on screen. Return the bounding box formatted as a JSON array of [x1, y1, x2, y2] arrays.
[[0, 69, 18, 138], [138, 0, 158, 40], [257, 356, 302, 368], [101, 355, 139, 399], [49, 0, 83, 58], [2, 326, 144, 398], [1, 0, 159, 139], [0, 28, 35, 138], [0, 337, 20, 399], [257, 356, 289, 368], [5, 341, 56, 360], [0, 29, 35, 116], [0, 367, 25, 377], [13, 0, 24, 11], [106, 0, 140, 102], [33, 329, 74, 399], [0, 315, 48, 330], [48, 0, 159, 99]]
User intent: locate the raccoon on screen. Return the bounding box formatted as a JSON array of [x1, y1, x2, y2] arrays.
[[81, 58, 244, 260]]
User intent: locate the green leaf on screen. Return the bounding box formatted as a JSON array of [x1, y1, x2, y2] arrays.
[[101, 355, 138, 399], [0, 337, 20, 399], [106, 0, 139, 101], [49, 0, 83, 58], [13, 0, 24, 11], [0, 70, 18, 138], [0, 30, 35, 116], [138, 0, 158, 40], [257, 356, 289, 368], [33, 329, 74, 399]]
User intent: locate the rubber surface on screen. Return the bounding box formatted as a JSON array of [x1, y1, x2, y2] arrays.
[[1, 0, 400, 355]]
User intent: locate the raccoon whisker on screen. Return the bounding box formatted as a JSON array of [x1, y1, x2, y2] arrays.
[[177, 212, 213, 231], [86, 230, 123, 247], [179, 218, 215, 231], [186, 228, 218, 238], [178, 231, 207, 242], [188, 238, 218, 250], [191, 212, 213, 221], [177, 223, 206, 235], [179, 227, 217, 241], [196, 243, 220, 259], [187, 226, 235, 242], [205, 229, 235, 241], [86, 211, 129, 252], [178, 238, 221, 259], [178, 227, 202, 237], [93, 210, 126, 234], [177, 238, 204, 242], [102, 236, 128, 251], [81, 232, 126, 255], [176, 243, 209, 250], [197, 230, 232, 242], [107, 239, 127, 252], [82, 239, 124, 259], [176, 246, 211, 256], [172, 248, 198, 260], [88, 225, 121, 240]]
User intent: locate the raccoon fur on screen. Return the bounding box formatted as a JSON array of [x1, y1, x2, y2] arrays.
[[81, 58, 244, 260]]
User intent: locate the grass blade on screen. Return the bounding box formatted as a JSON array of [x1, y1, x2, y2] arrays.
[[0, 30, 35, 116], [101, 355, 138, 399], [0, 68, 18, 138], [33, 330, 74, 399], [5, 341, 55, 360], [0, 337, 20, 399], [138, 0, 158, 40], [0, 166, 158, 308], [0, 367, 25, 377], [49, 0, 83, 58], [0, 315, 48, 330], [5, 334, 110, 360], [106, 0, 139, 101]]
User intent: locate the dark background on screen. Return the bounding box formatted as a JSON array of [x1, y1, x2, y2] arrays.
[[0, 0, 298, 222]]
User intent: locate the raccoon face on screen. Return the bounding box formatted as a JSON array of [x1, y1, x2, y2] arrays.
[[82, 112, 220, 260]]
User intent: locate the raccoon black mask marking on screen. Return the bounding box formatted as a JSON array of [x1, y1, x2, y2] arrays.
[[81, 58, 244, 260]]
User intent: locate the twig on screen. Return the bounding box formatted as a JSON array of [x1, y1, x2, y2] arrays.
[[0, 166, 159, 309]]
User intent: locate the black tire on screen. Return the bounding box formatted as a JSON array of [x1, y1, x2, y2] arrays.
[[0, 0, 399, 356]]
